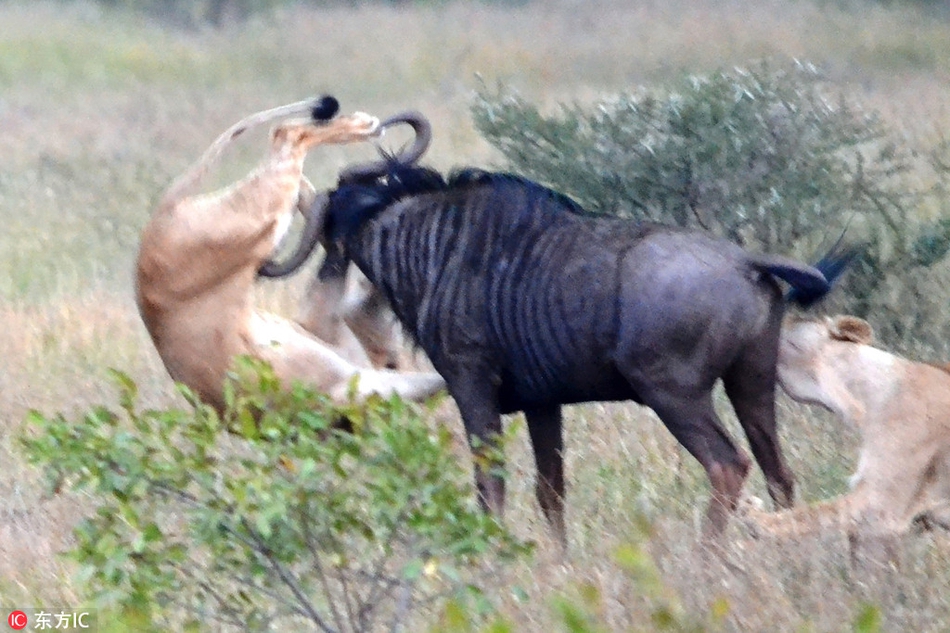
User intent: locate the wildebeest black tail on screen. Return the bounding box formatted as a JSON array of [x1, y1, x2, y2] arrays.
[[751, 236, 858, 308]]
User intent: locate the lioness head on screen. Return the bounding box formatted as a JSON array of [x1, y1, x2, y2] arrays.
[[777, 315, 873, 405]]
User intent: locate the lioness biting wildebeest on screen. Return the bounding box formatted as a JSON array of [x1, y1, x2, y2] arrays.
[[135, 96, 445, 412], [745, 315, 950, 537]]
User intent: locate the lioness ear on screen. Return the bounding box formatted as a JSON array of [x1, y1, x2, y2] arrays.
[[830, 315, 873, 344]]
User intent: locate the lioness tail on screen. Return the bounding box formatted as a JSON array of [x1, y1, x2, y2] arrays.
[[157, 97, 325, 211]]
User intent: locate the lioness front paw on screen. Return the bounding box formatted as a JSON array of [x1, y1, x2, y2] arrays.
[[351, 111, 381, 136]]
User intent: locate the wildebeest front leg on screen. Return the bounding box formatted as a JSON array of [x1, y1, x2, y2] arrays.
[[451, 378, 506, 519], [525, 405, 566, 547]]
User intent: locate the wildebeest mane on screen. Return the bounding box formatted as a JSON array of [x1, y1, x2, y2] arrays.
[[446, 168, 591, 215], [325, 161, 444, 245], [326, 163, 593, 246]]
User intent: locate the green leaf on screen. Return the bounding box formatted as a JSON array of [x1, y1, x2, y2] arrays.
[[853, 603, 882, 633]]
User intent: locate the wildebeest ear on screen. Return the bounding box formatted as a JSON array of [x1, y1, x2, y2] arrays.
[[830, 315, 873, 344]]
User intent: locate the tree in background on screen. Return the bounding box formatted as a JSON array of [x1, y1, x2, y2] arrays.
[[93, 0, 270, 27], [90, 0, 527, 28], [472, 60, 950, 352]]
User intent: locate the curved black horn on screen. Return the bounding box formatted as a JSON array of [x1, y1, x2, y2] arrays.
[[338, 110, 432, 184], [380, 110, 432, 166], [258, 111, 432, 277], [257, 192, 330, 278]]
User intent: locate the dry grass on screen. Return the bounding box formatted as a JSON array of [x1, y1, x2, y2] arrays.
[[2, 0, 950, 629]]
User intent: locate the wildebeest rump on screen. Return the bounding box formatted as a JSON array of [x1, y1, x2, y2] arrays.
[[318, 162, 851, 544]]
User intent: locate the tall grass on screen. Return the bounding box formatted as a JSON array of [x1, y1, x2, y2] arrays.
[[2, 0, 950, 629]]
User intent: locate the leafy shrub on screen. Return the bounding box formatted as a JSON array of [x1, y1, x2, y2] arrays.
[[472, 60, 950, 352], [22, 359, 530, 632]]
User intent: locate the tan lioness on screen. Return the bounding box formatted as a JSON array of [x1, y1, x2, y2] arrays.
[[135, 97, 445, 412], [745, 315, 950, 536], [294, 255, 403, 371]]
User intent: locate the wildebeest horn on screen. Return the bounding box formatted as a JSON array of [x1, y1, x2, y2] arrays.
[[257, 192, 330, 278], [258, 111, 433, 278], [338, 110, 432, 183], [381, 110, 432, 165]]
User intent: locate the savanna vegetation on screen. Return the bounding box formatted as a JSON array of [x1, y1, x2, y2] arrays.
[[473, 61, 950, 351], [3, 0, 950, 630]]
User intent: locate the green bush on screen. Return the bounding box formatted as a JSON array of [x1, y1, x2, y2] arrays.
[[22, 359, 530, 632], [472, 60, 950, 352]]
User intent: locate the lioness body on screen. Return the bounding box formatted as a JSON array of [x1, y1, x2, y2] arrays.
[[749, 315, 950, 535], [136, 102, 444, 411]]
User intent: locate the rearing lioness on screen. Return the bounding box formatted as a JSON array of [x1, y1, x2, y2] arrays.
[[135, 96, 445, 411], [746, 315, 950, 536]]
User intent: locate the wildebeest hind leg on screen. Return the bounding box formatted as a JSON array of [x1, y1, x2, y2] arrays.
[[723, 357, 795, 510], [642, 389, 752, 538], [525, 405, 566, 548]]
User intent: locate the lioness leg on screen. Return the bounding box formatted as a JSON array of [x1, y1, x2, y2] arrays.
[[744, 477, 909, 541], [287, 178, 401, 369], [342, 274, 401, 370], [296, 248, 353, 347], [250, 312, 444, 403], [744, 493, 865, 538], [295, 244, 401, 371]]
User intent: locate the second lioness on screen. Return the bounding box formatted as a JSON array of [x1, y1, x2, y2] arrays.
[[747, 315, 950, 536]]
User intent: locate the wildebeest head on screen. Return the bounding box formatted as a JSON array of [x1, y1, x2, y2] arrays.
[[257, 111, 433, 279]]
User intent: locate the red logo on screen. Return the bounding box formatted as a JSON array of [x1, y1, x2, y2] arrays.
[[7, 611, 27, 630]]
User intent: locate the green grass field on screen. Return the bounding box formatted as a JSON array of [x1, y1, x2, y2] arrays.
[[2, 0, 950, 630]]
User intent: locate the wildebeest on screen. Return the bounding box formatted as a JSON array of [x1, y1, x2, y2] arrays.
[[274, 114, 852, 544]]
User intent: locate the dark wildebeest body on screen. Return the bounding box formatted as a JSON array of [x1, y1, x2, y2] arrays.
[[324, 166, 849, 544]]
